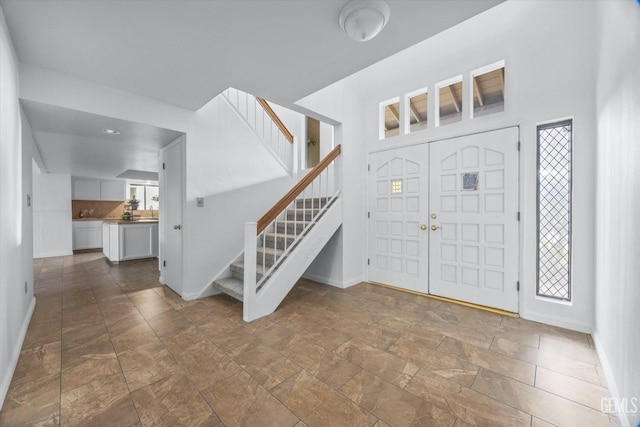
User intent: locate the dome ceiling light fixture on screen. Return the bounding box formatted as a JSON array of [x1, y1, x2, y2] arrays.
[[339, 0, 391, 42]]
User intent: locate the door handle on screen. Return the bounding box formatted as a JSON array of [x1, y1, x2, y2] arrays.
[[420, 224, 427, 231], [173, 224, 182, 230], [431, 225, 439, 231]]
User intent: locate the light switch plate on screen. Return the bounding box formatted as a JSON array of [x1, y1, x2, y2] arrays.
[[196, 197, 204, 207]]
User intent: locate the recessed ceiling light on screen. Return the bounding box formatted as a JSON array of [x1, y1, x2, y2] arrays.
[[103, 128, 121, 135]]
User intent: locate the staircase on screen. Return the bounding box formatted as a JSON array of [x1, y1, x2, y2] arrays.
[[211, 145, 342, 322], [212, 197, 333, 300]]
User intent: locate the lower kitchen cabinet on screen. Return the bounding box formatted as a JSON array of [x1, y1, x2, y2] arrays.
[[103, 221, 158, 263], [73, 220, 103, 250]]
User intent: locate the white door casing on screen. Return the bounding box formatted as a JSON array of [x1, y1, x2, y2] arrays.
[[160, 138, 184, 295], [368, 144, 429, 293], [429, 127, 519, 312]]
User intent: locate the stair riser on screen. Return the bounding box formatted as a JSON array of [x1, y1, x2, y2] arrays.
[[256, 252, 278, 267], [276, 222, 310, 235], [285, 210, 320, 221], [230, 265, 262, 282], [264, 236, 295, 250], [295, 198, 328, 208]]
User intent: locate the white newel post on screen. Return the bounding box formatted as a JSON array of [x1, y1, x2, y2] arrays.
[[243, 222, 257, 322]]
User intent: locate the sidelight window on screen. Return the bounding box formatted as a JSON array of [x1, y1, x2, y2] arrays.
[[536, 119, 573, 301]]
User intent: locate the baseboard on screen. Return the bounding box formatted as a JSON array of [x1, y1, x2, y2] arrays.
[[302, 273, 363, 289], [33, 250, 73, 259], [0, 297, 35, 412], [519, 309, 593, 334], [183, 287, 221, 301], [592, 332, 632, 427]]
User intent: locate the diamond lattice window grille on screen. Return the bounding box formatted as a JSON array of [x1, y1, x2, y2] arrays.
[[536, 120, 573, 300]]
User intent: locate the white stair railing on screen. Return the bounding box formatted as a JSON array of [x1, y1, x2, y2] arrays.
[[222, 87, 295, 174], [243, 145, 342, 321]]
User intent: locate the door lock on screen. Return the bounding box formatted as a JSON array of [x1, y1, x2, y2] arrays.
[[420, 224, 427, 231], [173, 224, 182, 230], [431, 225, 439, 231], [431, 213, 437, 219]]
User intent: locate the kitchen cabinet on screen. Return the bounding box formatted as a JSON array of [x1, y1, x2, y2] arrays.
[[72, 177, 126, 201], [73, 220, 103, 250], [72, 179, 100, 200], [103, 220, 158, 263], [100, 180, 126, 201]]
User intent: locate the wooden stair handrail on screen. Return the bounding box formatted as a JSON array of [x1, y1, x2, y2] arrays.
[[257, 144, 341, 234], [256, 97, 294, 144]]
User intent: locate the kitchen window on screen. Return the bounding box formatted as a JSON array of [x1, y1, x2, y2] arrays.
[[129, 184, 159, 210]]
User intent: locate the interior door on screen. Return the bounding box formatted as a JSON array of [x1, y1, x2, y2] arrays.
[[161, 138, 184, 295], [368, 144, 429, 293], [428, 127, 519, 312]]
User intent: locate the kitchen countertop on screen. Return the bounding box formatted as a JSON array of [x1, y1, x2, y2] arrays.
[[73, 218, 159, 223], [102, 219, 159, 224]]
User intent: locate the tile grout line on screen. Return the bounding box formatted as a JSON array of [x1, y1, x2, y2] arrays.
[[90, 259, 143, 425]]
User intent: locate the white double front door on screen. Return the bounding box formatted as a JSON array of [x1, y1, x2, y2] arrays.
[[368, 127, 519, 312]]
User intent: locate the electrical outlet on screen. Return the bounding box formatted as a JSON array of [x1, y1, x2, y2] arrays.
[[196, 197, 204, 207]]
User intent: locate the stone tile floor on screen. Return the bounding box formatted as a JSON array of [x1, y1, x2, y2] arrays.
[[0, 253, 618, 426]]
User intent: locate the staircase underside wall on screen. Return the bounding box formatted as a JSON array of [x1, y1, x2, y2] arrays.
[[244, 198, 343, 321]]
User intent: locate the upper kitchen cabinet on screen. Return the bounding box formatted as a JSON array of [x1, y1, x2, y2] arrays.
[[100, 180, 126, 201], [72, 177, 126, 201], [72, 178, 100, 200]]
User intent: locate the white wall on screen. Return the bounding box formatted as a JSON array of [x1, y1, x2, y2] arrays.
[[0, 6, 35, 411], [181, 95, 296, 297], [297, 80, 367, 288], [298, 0, 598, 331], [183, 175, 295, 299], [594, 1, 640, 426], [32, 162, 72, 258]]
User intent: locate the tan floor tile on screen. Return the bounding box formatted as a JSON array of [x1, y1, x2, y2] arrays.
[[230, 341, 302, 390], [11, 342, 61, 387], [387, 337, 478, 387], [339, 370, 455, 427], [176, 339, 242, 391], [61, 319, 108, 354], [61, 302, 103, 326], [532, 416, 558, 426], [500, 317, 590, 346], [0, 375, 60, 426], [405, 320, 496, 349], [202, 370, 299, 427], [0, 255, 619, 427], [535, 366, 610, 411], [335, 339, 420, 388], [472, 368, 611, 427], [281, 335, 361, 390], [145, 308, 192, 338], [118, 339, 184, 391], [161, 324, 209, 357], [22, 319, 61, 350], [61, 353, 121, 392], [110, 320, 159, 353], [490, 337, 600, 384], [272, 370, 376, 426], [405, 368, 531, 426], [61, 371, 138, 426], [131, 373, 220, 426], [438, 337, 536, 385], [539, 334, 599, 364]]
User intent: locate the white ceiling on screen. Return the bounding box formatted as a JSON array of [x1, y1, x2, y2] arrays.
[[22, 100, 183, 179], [2, 0, 503, 178]]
